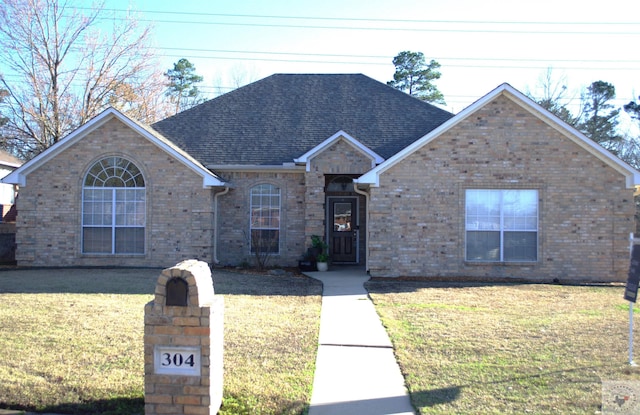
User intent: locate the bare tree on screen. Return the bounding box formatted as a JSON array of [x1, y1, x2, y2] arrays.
[[211, 64, 259, 97], [107, 68, 173, 124], [228, 63, 258, 89], [0, 0, 169, 159], [526, 68, 579, 126]]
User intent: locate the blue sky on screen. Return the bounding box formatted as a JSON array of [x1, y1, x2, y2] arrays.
[[100, 0, 639, 114]]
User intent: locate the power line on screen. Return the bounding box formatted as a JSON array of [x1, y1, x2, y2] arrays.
[[158, 47, 640, 65], [101, 17, 640, 35], [85, 6, 639, 27], [158, 53, 639, 72], [83, 7, 640, 35]]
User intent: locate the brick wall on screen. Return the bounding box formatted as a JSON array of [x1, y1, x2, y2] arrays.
[[306, 137, 373, 259], [215, 137, 374, 268], [367, 96, 635, 282], [16, 118, 215, 267], [215, 170, 307, 267]]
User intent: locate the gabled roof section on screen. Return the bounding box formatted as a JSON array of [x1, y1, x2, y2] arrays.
[[2, 107, 226, 188], [152, 74, 454, 167], [357, 83, 640, 189], [294, 130, 384, 172]]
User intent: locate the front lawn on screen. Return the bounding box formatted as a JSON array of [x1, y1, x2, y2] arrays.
[[366, 280, 640, 414], [0, 268, 322, 415]]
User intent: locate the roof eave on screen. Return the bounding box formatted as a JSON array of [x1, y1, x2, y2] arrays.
[[293, 130, 384, 172], [3, 107, 228, 189], [207, 164, 305, 173]]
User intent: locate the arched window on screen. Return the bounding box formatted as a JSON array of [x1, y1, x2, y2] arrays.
[[250, 184, 280, 254], [327, 176, 354, 192], [82, 157, 145, 254]]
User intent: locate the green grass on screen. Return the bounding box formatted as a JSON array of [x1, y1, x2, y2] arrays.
[[0, 267, 322, 415], [366, 281, 640, 414]]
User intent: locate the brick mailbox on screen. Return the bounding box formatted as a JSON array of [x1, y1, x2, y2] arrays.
[[144, 259, 224, 414]]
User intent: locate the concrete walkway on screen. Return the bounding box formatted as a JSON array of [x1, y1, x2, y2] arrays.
[[305, 267, 415, 415]]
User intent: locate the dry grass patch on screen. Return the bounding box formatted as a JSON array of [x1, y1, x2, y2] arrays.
[[220, 271, 322, 415], [366, 280, 640, 414], [0, 267, 322, 415]]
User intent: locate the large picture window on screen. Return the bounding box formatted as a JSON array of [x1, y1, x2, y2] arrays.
[[82, 157, 145, 254], [465, 189, 538, 262], [250, 184, 280, 254]]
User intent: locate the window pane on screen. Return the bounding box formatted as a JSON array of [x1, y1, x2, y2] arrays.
[[466, 189, 538, 262], [83, 158, 146, 255], [103, 201, 113, 225], [466, 231, 500, 261], [503, 190, 538, 231], [85, 156, 145, 188], [250, 229, 279, 253], [466, 190, 500, 230], [83, 189, 112, 226], [249, 184, 280, 254], [115, 227, 145, 254], [83, 227, 112, 253], [466, 190, 500, 215], [504, 232, 537, 261], [334, 202, 352, 232]]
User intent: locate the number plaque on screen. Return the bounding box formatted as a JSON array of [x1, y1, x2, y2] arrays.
[[154, 346, 201, 376]]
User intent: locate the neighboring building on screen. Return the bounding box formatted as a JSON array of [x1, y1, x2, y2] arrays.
[[0, 150, 22, 222], [3, 74, 639, 281], [0, 150, 21, 264], [0, 150, 21, 222]]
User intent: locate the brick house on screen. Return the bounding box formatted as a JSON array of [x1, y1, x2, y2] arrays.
[[3, 74, 639, 281]]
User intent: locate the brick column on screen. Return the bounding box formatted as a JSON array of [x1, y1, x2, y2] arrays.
[[304, 170, 326, 244], [144, 259, 223, 414]]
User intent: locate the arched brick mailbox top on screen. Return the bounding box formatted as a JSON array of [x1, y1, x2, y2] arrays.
[[154, 259, 214, 307]]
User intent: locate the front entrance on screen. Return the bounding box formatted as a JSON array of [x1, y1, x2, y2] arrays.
[[328, 197, 358, 263]]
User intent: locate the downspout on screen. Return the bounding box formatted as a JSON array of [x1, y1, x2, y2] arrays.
[[213, 186, 230, 265], [353, 183, 370, 274]]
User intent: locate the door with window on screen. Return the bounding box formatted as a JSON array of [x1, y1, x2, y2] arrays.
[[328, 197, 358, 263]]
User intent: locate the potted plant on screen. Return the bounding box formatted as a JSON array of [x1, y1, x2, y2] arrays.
[[309, 235, 326, 258], [316, 252, 329, 272]]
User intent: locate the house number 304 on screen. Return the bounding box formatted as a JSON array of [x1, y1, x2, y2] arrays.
[[154, 346, 200, 375], [161, 352, 195, 367]]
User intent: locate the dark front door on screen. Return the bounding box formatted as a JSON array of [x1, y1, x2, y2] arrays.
[[328, 197, 358, 263]]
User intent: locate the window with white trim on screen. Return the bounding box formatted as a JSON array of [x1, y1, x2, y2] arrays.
[[82, 157, 145, 254], [250, 184, 280, 254], [465, 189, 538, 262]]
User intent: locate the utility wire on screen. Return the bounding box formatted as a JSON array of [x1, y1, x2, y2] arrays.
[[157, 47, 640, 65], [101, 17, 640, 35], [83, 6, 639, 26], [84, 7, 640, 35]]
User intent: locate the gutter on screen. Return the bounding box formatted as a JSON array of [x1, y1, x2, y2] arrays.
[[352, 183, 370, 274]]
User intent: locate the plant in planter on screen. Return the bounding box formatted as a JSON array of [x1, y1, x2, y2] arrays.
[[316, 252, 329, 272], [309, 235, 327, 257]]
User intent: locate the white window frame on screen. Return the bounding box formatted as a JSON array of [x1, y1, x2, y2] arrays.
[[249, 183, 281, 254], [82, 157, 145, 255], [465, 189, 538, 262]]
